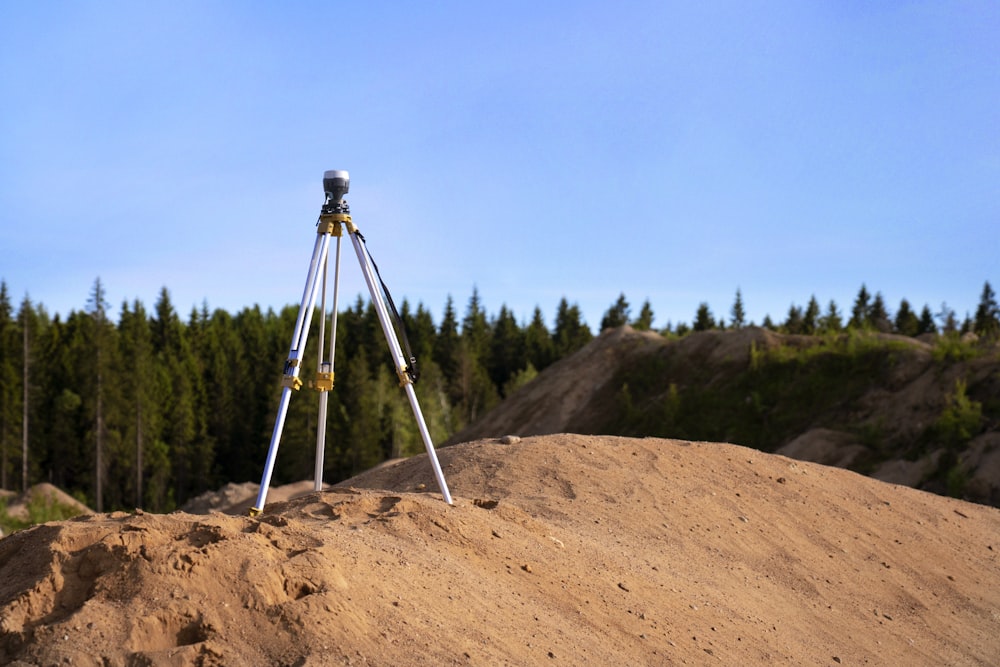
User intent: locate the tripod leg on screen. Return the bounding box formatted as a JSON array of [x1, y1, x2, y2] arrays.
[[347, 229, 454, 505], [251, 230, 333, 516], [314, 235, 342, 491], [403, 382, 453, 505]]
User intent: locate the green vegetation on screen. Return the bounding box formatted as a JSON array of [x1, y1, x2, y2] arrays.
[[0, 278, 997, 514], [933, 379, 984, 449], [0, 491, 88, 534], [610, 331, 912, 452]]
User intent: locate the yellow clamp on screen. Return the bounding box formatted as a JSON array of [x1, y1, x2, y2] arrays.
[[248, 507, 261, 517], [281, 374, 303, 391], [313, 371, 334, 391]]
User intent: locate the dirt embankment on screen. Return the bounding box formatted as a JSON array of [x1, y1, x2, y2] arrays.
[[448, 326, 1000, 507]]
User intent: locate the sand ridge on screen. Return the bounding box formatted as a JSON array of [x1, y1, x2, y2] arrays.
[[1, 434, 999, 665]]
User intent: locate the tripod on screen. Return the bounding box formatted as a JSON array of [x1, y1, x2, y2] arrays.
[[249, 170, 453, 516]]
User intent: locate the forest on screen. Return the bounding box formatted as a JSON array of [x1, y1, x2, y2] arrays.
[[0, 278, 997, 513]]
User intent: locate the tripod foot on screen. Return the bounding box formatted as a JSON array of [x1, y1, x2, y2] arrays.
[[248, 507, 262, 517]]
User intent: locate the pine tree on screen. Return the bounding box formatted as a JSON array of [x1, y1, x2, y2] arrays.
[[894, 299, 920, 337], [917, 305, 937, 335], [849, 284, 872, 330], [819, 300, 843, 334], [118, 300, 157, 507], [802, 296, 821, 335], [461, 287, 491, 363], [937, 303, 958, 334], [16, 296, 35, 493], [341, 346, 384, 476], [37, 312, 88, 497], [783, 305, 804, 334], [632, 300, 654, 331], [151, 288, 213, 506], [86, 278, 115, 512], [0, 282, 16, 490], [973, 281, 1000, 339], [401, 300, 436, 363], [489, 305, 526, 395], [600, 293, 630, 331], [870, 293, 891, 333], [553, 298, 593, 356], [433, 296, 460, 383], [730, 289, 746, 329], [693, 303, 714, 332], [524, 307, 554, 372]]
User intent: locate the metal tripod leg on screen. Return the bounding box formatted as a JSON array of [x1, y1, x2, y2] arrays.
[[347, 228, 453, 505], [251, 227, 333, 516], [314, 235, 342, 491]]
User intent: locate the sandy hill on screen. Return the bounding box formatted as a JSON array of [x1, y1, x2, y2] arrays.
[[447, 326, 1000, 506], [2, 434, 999, 665]]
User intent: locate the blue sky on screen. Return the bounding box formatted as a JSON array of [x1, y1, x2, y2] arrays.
[[2, 1, 997, 332]]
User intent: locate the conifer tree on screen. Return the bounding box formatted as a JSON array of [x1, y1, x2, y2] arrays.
[[600, 293, 630, 331], [693, 303, 714, 332], [849, 284, 872, 329], [86, 278, 114, 512], [870, 293, 891, 333], [802, 296, 821, 335], [152, 288, 213, 506], [16, 296, 35, 493], [553, 298, 593, 356], [341, 345, 384, 476], [401, 300, 437, 363], [783, 305, 804, 334], [453, 337, 499, 428], [973, 281, 999, 339], [461, 287, 491, 363], [0, 283, 16, 490], [524, 307, 554, 372], [36, 311, 87, 496], [433, 296, 459, 383], [819, 300, 843, 334], [917, 305, 937, 335], [894, 299, 920, 337], [730, 289, 746, 329], [632, 299, 654, 331], [937, 303, 958, 334], [489, 305, 525, 395], [119, 300, 157, 507]]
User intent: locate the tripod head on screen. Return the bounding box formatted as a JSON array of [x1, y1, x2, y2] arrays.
[[322, 170, 350, 213]]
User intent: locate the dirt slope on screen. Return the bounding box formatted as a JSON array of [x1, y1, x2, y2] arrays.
[[446, 326, 1000, 506], [2, 434, 999, 665]]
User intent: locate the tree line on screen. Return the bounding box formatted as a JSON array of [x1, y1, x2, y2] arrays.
[[1, 278, 997, 512]]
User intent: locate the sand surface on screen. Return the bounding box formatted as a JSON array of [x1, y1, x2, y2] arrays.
[[2, 434, 999, 665]]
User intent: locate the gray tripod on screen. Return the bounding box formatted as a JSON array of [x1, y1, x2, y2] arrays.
[[250, 170, 453, 516]]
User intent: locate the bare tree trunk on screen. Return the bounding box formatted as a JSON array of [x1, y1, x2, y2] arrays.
[[96, 348, 103, 513], [136, 402, 143, 508], [2, 406, 8, 490], [22, 320, 28, 493]]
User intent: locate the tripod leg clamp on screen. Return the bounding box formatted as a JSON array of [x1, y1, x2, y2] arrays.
[[281, 359, 303, 390], [313, 371, 334, 391]]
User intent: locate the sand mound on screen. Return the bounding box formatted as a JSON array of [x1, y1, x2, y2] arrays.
[[2, 434, 999, 665], [2, 483, 94, 522]]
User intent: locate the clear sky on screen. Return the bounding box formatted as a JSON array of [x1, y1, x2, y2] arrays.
[[2, 1, 997, 333]]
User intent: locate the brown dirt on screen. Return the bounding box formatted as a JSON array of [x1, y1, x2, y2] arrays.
[[2, 434, 999, 666]]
